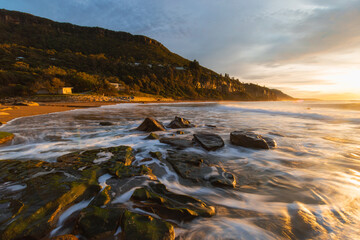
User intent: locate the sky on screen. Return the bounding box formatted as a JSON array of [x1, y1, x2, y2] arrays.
[[1, 0, 360, 99]]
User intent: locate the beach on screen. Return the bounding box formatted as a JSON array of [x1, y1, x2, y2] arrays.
[[0, 102, 119, 123]]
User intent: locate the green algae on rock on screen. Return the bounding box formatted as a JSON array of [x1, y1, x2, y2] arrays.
[[76, 206, 123, 239], [122, 210, 175, 240], [131, 182, 215, 221], [57, 146, 135, 166]]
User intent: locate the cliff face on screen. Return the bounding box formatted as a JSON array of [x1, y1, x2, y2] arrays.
[[0, 9, 292, 100]]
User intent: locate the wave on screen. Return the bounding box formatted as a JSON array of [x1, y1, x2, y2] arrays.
[[218, 104, 333, 121]]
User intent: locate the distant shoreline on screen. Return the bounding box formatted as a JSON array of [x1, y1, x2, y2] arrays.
[[0, 98, 308, 124]]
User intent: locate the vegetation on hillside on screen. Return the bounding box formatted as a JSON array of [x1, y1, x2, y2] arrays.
[[0, 9, 292, 100]]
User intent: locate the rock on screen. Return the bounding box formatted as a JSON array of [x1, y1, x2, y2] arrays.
[[57, 146, 135, 166], [51, 234, 79, 240], [193, 133, 224, 151], [14, 101, 40, 106], [76, 206, 123, 239], [131, 182, 215, 221], [92, 186, 111, 206], [145, 132, 160, 140], [136, 118, 165, 132], [159, 137, 193, 149], [263, 137, 277, 148], [99, 122, 113, 126], [205, 124, 216, 128], [150, 151, 163, 160], [0, 161, 100, 240], [122, 210, 175, 240], [230, 131, 271, 149], [176, 130, 185, 135], [167, 116, 194, 129], [166, 151, 236, 188], [0, 132, 14, 145]]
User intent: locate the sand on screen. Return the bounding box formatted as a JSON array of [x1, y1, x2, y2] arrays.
[[0, 102, 119, 123]]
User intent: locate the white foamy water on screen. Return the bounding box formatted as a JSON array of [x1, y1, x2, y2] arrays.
[[1, 101, 360, 238]]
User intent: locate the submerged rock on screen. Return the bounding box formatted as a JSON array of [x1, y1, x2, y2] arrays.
[[150, 151, 163, 160], [166, 151, 236, 188], [137, 118, 165, 132], [159, 137, 193, 149], [193, 133, 224, 151], [288, 202, 327, 239], [167, 116, 194, 129], [0, 132, 14, 145], [99, 121, 113, 126], [122, 210, 174, 240], [146, 132, 160, 140], [230, 131, 276, 149], [131, 182, 215, 221]]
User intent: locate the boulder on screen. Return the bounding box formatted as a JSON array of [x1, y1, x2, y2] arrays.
[[230, 131, 277, 149], [122, 210, 174, 240], [193, 133, 224, 151], [166, 151, 236, 188], [167, 116, 194, 129], [130, 182, 215, 221], [159, 137, 193, 149], [0, 132, 14, 145], [137, 118, 165, 132]]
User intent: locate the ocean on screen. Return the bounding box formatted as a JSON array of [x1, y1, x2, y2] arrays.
[[1, 101, 360, 239]]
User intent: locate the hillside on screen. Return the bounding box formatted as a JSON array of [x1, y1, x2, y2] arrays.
[[0, 9, 292, 100]]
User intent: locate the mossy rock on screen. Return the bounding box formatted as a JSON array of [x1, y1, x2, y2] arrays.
[[51, 234, 79, 240], [92, 186, 111, 207], [0, 161, 100, 240], [122, 210, 174, 240], [0, 199, 24, 226], [0, 132, 14, 144], [131, 183, 215, 222], [57, 146, 134, 166], [0, 160, 50, 183], [107, 162, 154, 179], [76, 206, 123, 239]]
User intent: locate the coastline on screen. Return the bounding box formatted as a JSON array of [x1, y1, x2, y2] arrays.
[[0, 102, 121, 123]]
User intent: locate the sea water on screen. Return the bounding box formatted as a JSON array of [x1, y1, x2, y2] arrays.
[[1, 101, 360, 239]]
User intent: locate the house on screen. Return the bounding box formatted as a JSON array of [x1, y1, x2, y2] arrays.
[[36, 87, 73, 95], [58, 87, 73, 94], [109, 83, 125, 91]]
